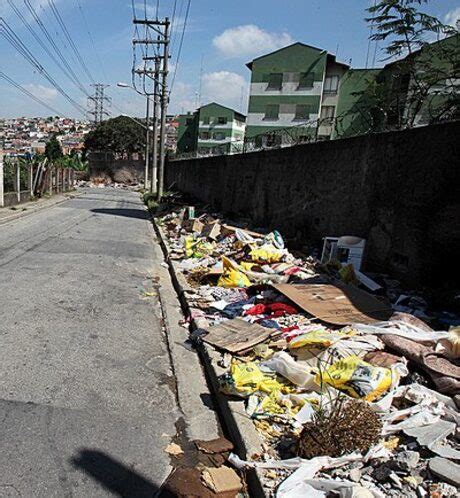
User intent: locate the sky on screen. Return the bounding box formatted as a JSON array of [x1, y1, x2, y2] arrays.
[[1, 0, 459, 119]]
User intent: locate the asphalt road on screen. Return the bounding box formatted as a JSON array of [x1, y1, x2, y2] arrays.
[[0, 188, 181, 497]]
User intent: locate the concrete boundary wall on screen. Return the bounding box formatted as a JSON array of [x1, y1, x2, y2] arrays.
[[166, 121, 460, 287]]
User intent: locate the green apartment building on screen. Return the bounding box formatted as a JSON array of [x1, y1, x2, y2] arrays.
[[246, 36, 458, 143], [245, 42, 349, 142], [177, 103, 246, 156]]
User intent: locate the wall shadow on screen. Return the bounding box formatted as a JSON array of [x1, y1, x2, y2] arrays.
[[70, 449, 175, 497], [91, 208, 149, 220]]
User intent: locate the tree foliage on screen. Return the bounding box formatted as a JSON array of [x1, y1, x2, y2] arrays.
[[45, 134, 63, 162], [362, 0, 459, 129], [84, 116, 146, 156]]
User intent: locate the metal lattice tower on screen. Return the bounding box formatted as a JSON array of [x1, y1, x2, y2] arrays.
[[87, 83, 111, 125]]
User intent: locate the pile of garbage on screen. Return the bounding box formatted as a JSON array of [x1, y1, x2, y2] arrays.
[[76, 178, 141, 190], [156, 205, 459, 498]]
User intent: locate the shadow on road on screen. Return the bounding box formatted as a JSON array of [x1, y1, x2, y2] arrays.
[[70, 449, 176, 497], [91, 208, 149, 220]]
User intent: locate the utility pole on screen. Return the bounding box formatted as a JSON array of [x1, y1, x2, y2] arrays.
[[144, 96, 150, 190], [158, 18, 170, 200], [150, 57, 160, 194], [132, 15, 170, 199], [88, 83, 110, 126]]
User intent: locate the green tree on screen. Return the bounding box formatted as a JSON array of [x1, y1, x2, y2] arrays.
[[84, 116, 146, 157], [45, 135, 63, 162], [363, 0, 459, 128]]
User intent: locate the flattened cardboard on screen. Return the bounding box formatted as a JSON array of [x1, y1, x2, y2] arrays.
[[272, 282, 391, 325], [182, 218, 204, 234], [201, 222, 222, 241], [202, 318, 273, 353]]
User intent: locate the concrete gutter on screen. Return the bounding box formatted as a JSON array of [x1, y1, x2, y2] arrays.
[[149, 212, 268, 498], [0, 191, 82, 226]]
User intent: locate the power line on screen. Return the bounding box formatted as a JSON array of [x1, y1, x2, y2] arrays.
[[170, 0, 191, 93], [47, 0, 96, 84], [0, 70, 65, 116], [6, 0, 90, 98], [22, 0, 90, 97], [74, 0, 109, 83], [0, 18, 87, 116]]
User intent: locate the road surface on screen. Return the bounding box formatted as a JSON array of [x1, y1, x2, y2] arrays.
[[0, 188, 180, 497]]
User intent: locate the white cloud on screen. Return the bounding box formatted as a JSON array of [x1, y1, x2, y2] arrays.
[[444, 7, 460, 28], [169, 81, 197, 115], [23, 84, 58, 101], [168, 72, 249, 115], [201, 71, 249, 112], [213, 24, 294, 58]]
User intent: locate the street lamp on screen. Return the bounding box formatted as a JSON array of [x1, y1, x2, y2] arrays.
[[117, 82, 152, 191]]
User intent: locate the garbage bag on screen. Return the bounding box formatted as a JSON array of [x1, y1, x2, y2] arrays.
[[217, 256, 251, 288], [184, 236, 215, 258], [219, 361, 285, 398], [317, 356, 396, 402], [249, 244, 285, 263], [262, 352, 318, 390], [285, 326, 353, 349]]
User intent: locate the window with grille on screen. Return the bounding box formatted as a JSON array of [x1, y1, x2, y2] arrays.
[[295, 104, 311, 120], [200, 131, 210, 140], [267, 73, 283, 90], [202, 116, 210, 124], [213, 132, 225, 141], [264, 104, 280, 120], [217, 117, 227, 124], [324, 75, 339, 94], [320, 105, 335, 124], [298, 72, 315, 89]]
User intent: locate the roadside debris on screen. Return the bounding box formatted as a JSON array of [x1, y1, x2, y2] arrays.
[[154, 200, 459, 497], [164, 442, 184, 458]]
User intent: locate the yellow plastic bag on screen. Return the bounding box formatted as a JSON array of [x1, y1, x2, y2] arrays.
[[219, 362, 282, 397], [217, 256, 251, 288], [288, 328, 353, 349], [317, 355, 394, 402], [184, 236, 215, 258], [249, 244, 284, 263]]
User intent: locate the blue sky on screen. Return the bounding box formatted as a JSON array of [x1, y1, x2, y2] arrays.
[[1, 0, 459, 119]]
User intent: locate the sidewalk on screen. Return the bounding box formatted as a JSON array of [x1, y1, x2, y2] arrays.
[[0, 191, 80, 226]]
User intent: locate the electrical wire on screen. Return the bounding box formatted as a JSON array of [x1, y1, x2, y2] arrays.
[[47, 0, 96, 84], [170, 0, 191, 94], [0, 19, 87, 116], [22, 0, 90, 97], [74, 0, 109, 83], [0, 70, 65, 116], [6, 0, 90, 98]]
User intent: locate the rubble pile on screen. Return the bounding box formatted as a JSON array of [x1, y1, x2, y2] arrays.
[[155, 204, 460, 498], [76, 178, 141, 190]]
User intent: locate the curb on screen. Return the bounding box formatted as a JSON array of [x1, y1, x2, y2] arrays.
[[0, 191, 82, 226], [150, 212, 268, 498]]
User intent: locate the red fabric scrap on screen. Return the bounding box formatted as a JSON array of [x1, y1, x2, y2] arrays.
[[244, 302, 298, 316]]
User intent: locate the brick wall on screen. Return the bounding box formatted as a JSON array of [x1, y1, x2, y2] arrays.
[[166, 121, 460, 287]]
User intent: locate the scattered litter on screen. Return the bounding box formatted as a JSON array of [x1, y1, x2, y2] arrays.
[[154, 200, 460, 498], [164, 442, 184, 457], [195, 437, 234, 454], [201, 465, 243, 494], [202, 318, 274, 354]]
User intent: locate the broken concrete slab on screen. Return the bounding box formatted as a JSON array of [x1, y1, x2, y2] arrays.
[[404, 420, 456, 447], [428, 457, 460, 487]]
